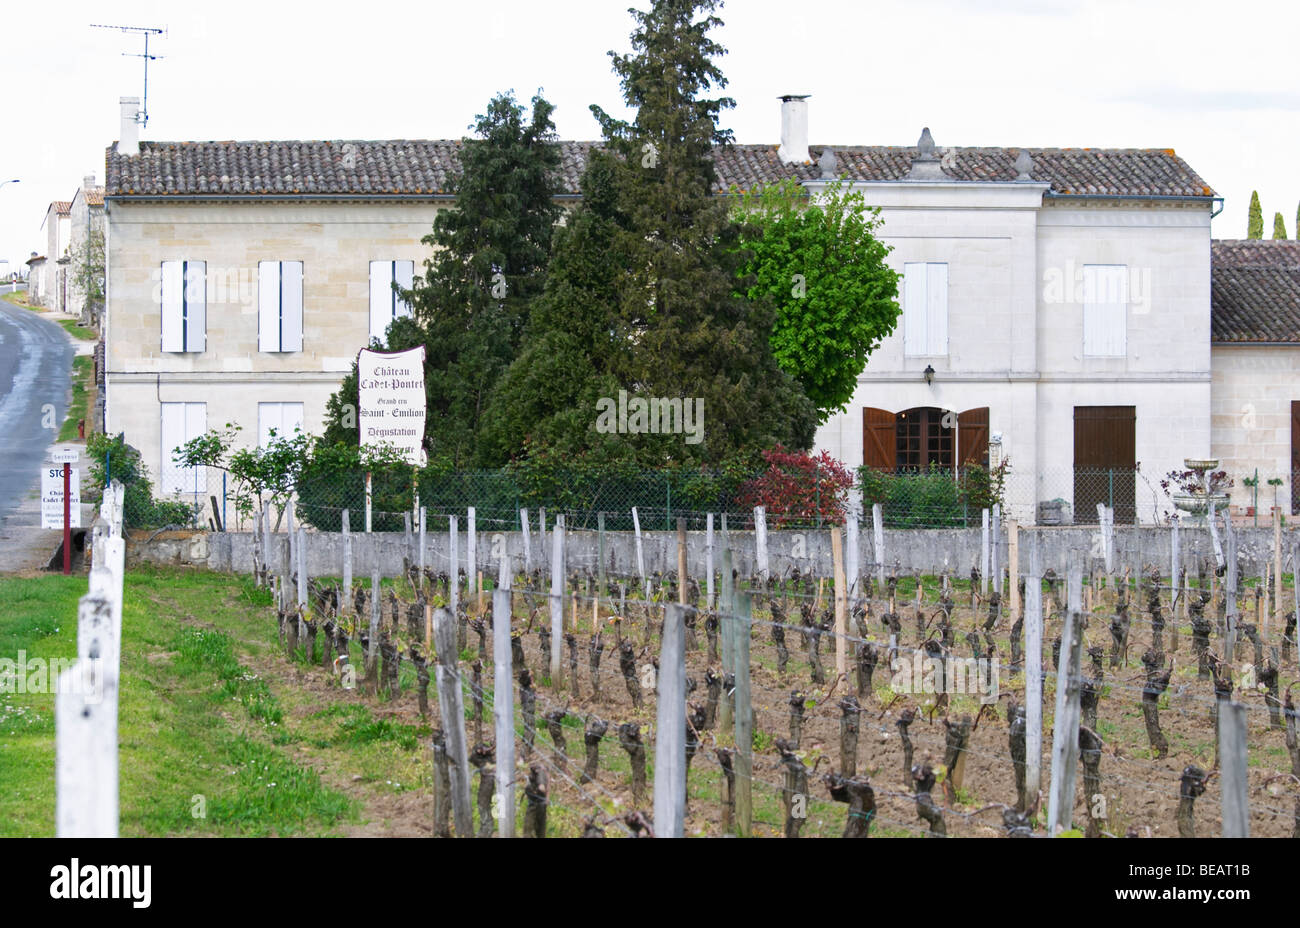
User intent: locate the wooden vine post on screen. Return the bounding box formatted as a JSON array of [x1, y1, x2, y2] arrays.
[[431, 607, 473, 836], [831, 524, 848, 677], [1047, 560, 1085, 835], [1024, 544, 1044, 808], [733, 590, 754, 837], [550, 514, 565, 686], [654, 603, 687, 837], [492, 588, 516, 838]]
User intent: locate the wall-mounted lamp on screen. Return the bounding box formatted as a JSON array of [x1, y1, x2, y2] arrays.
[[923, 364, 935, 386]]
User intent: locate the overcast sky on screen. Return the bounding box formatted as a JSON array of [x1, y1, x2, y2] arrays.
[[2, 0, 1297, 269]]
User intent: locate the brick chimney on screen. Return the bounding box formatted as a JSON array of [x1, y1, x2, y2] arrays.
[[120, 97, 140, 152], [777, 94, 810, 164]]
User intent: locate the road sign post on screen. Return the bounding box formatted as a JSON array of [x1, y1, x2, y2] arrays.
[[51, 448, 80, 575]]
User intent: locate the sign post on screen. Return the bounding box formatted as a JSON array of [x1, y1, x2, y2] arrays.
[[48, 448, 81, 575]]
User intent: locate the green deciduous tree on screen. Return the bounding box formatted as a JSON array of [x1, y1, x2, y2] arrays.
[[481, 0, 817, 467], [321, 90, 562, 467], [733, 178, 900, 422], [1248, 190, 1263, 239]]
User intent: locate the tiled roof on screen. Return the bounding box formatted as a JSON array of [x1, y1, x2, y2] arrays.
[[105, 139, 1216, 199], [1211, 240, 1300, 343], [51, 200, 71, 215], [84, 188, 104, 207]]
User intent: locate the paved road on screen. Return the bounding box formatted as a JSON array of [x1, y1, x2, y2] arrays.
[[0, 296, 73, 527]]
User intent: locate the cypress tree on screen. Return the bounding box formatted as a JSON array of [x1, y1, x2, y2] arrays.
[[1247, 190, 1263, 239], [482, 0, 817, 466], [1274, 212, 1288, 240]]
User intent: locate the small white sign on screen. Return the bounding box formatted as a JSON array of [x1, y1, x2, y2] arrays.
[[51, 447, 80, 463], [41, 466, 81, 530]]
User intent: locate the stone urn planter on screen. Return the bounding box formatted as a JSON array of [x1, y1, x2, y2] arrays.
[[1171, 459, 1230, 522]]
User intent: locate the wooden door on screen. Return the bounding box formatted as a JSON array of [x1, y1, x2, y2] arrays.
[[862, 407, 896, 472], [1074, 406, 1136, 524], [957, 407, 989, 469]]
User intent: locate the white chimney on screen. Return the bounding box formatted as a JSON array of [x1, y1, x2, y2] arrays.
[[120, 97, 141, 153], [83, 174, 97, 190], [777, 94, 810, 165]]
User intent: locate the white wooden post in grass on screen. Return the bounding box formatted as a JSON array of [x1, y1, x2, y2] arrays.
[[654, 603, 687, 838], [1024, 544, 1044, 810], [365, 471, 373, 533], [1170, 518, 1180, 614], [550, 514, 565, 685], [492, 588, 516, 838], [831, 525, 847, 677], [845, 505, 861, 600], [753, 506, 769, 583], [991, 504, 1002, 596], [466, 507, 477, 601]]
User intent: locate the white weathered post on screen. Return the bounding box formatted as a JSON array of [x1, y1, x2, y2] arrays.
[[448, 514, 459, 616], [492, 588, 515, 837], [297, 525, 308, 646], [632, 506, 648, 599], [872, 502, 885, 587], [537, 508, 547, 580], [981, 508, 991, 595], [1170, 518, 1180, 610], [341, 508, 352, 611], [991, 504, 1002, 596], [705, 513, 716, 610], [466, 507, 477, 601], [1207, 502, 1225, 571], [520, 508, 531, 573], [831, 524, 847, 677], [56, 604, 119, 837], [719, 535, 735, 733], [432, 607, 473, 836], [550, 514, 565, 685], [1225, 513, 1239, 655], [287, 498, 296, 585], [404, 511, 413, 568], [418, 506, 427, 580], [753, 506, 769, 582], [1047, 559, 1085, 835], [1218, 700, 1250, 837], [1008, 519, 1020, 621], [654, 602, 687, 837], [1025, 543, 1044, 809], [845, 505, 861, 599], [1272, 506, 1282, 639], [733, 591, 753, 837], [368, 567, 381, 686]]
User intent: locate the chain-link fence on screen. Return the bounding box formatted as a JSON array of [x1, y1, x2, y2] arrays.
[[142, 458, 1300, 532]]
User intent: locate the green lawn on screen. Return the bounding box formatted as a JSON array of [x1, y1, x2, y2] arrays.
[[56, 355, 93, 442], [0, 566, 359, 836]]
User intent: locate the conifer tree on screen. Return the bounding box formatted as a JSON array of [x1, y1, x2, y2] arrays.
[[1247, 190, 1263, 239]]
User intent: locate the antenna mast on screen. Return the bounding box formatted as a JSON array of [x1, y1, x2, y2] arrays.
[[90, 23, 166, 128]]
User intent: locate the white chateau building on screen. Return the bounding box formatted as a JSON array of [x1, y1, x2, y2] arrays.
[[102, 95, 1294, 523]]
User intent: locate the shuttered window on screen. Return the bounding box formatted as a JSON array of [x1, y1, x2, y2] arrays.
[[160, 402, 207, 495], [258, 261, 304, 352], [258, 402, 304, 449], [368, 260, 415, 342], [160, 260, 206, 352], [903, 263, 948, 356], [1083, 264, 1127, 357]]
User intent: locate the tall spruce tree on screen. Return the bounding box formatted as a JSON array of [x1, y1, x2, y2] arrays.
[[1274, 212, 1288, 239], [481, 0, 816, 467], [1247, 190, 1263, 239], [322, 91, 562, 466]]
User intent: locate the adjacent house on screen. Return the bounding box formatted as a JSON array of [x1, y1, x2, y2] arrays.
[[106, 95, 1292, 524], [68, 174, 106, 326], [37, 200, 71, 310]]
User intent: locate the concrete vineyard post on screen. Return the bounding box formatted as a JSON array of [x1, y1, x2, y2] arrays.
[[654, 603, 687, 837]]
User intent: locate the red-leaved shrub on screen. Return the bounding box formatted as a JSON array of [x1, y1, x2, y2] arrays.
[[737, 446, 856, 528]]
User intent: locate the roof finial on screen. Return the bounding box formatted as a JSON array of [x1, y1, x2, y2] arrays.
[[1014, 149, 1035, 182], [907, 127, 948, 180], [916, 127, 937, 161], [818, 147, 838, 180]]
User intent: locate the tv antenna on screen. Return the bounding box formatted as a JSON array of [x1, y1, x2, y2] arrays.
[[90, 23, 166, 129]]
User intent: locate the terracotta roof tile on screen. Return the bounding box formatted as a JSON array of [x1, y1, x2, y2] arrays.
[[1212, 239, 1300, 343]]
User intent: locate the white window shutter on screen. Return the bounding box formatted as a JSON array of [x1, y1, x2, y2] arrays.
[[257, 402, 277, 449], [160, 402, 186, 492], [280, 261, 304, 352], [903, 263, 926, 356], [394, 260, 414, 320], [160, 261, 184, 352], [368, 261, 389, 341], [1083, 265, 1126, 357], [927, 263, 948, 356], [185, 403, 207, 494], [285, 402, 304, 439], [184, 260, 206, 353], [258, 261, 280, 352]]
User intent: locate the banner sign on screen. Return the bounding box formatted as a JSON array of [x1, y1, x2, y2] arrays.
[[357, 346, 427, 466], [41, 466, 81, 530]]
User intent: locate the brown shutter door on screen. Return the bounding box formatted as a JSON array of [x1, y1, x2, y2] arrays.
[[862, 407, 896, 471], [957, 407, 989, 468], [1291, 401, 1300, 513]]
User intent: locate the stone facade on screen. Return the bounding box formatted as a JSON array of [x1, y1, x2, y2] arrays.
[[68, 178, 105, 326]]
